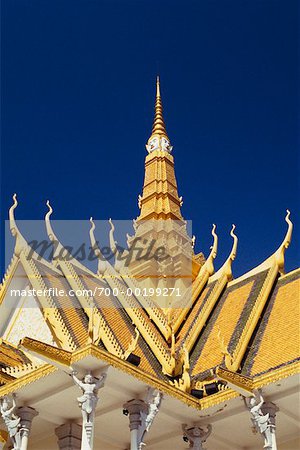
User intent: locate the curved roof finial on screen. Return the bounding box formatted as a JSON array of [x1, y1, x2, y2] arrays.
[[9, 194, 19, 235], [229, 224, 238, 262], [45, 200, 56, 242], [217, 224, 238, 281], [45, 200, 63, 261], [9, 194, 27, 256], [89, 217, 107, 275], [108, 218, 118, 255], [274, 210, 293, 272], [200, 224, 218, 276]]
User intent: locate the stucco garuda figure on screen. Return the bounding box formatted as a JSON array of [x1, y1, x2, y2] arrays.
[[71, 370, 107, 423], [247, 392, 275, 449], [0, 395, 21, 449]]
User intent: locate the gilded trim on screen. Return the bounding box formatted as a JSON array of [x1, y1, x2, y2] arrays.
[[0, 364, 56, 397], [21, 337, 72, 366]]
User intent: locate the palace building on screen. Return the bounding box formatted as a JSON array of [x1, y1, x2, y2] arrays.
[[0, 78, 299, 450]]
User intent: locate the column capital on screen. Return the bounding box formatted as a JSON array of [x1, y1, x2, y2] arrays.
[[17, 406, 39, 430], [123, 399, 148, 431], [55, 423, 82, 450]]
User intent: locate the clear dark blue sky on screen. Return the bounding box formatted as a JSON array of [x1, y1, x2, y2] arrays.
[[1, 0, 299, 276]]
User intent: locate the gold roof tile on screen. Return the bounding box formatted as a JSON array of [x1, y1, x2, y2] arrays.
[[250, 276, 300, 375], [191, 281, 254, 375]]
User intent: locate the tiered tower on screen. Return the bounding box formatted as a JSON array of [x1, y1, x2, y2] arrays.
[[127, 78, 203, 307]]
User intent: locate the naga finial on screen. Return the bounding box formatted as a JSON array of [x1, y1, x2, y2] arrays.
[[170, 346, 191, 392], [9, 194, 18, 235], [229, 224, 238, 261], [108, 218, 117, 254], [215, 224, 238, 281], [223, 224, 238, 279], [108, 218, 129, 272], [45, 200, 63, 262], [217, 327, 234, 371], [89, 217, 95, 234], [126, 233, 132, 249], [45, 200, 55, 242], [89, 217, 107, 275], [274, 210, 293, 273], [122, 327, 140, 360], [9, 194, 27, 256], [200, 224, 218, 277]]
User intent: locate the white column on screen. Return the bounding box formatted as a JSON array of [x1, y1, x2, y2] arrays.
[[0, 396, 38, 450], [261, 401, 279, 450], [182, 424, 212, 450], [17, 406, 39, 450], [123, 399, 148, 450], [71, 371, 106, 450]]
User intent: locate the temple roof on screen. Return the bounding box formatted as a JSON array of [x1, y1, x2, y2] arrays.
[[0, 202, 298, 408], [0, 79, 299, 413]]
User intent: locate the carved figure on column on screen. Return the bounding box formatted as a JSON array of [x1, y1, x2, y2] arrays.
[[71, 370, 106, 450], [71, 371, 106, 424], [0, 395, 21, 450], [245, 391, 277, 449], [139, 389, 162, 448], [182, 424, 212, 450]]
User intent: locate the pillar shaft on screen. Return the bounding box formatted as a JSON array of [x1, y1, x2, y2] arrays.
[[130, 429, 139, 450], [17, 406, 39, 450], [123, 399, 148, 450]]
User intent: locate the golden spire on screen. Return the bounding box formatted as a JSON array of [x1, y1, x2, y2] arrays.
[[151, 76, 169, 140], [147, 77, 172, 154], [137, 78, 183, 221]]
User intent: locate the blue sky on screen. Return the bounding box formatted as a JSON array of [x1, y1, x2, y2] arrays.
[[1, 0, 298, 276]]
